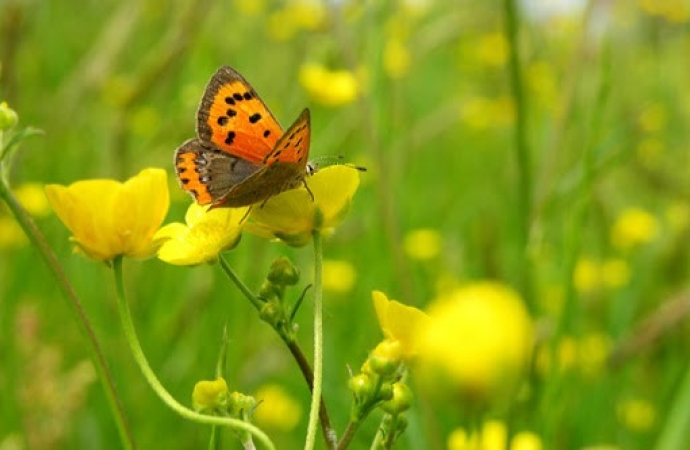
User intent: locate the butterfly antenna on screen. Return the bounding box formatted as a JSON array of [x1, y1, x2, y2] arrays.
[[310, 155, 367, 172]]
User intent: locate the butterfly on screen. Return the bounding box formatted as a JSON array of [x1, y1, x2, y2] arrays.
[[175, 66, 313, 208]]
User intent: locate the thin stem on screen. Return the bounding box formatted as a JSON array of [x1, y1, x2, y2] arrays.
[[0, 177, 135, 450], [304, 230, 324, 450], [111, 256, 275, 450], [503, 0, 534, 309], [285, 340, 335, 448], [338, 421, 359, 450], [218, 255, 263, 310], [219, 254, 336, 449]]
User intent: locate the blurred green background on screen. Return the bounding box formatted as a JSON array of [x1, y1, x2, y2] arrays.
[[2, 0, 690, 449]]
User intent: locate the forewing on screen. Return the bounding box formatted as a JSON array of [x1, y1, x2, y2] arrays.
[[197, 66, 284, 164]]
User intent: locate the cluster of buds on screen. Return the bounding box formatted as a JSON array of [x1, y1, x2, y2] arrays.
[[348, 339, 414, 448]]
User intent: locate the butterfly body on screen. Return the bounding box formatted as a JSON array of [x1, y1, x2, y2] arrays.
[[175, 66, 312, 208]]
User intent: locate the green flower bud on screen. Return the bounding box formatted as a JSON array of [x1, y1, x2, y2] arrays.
[[192, 377, 229, 413], [259, 301, 285, 327], [228, 391, 257, 418], [267, 257, 300, 286], [378, 381, 394, 402], [348, 373, 374, 403], [380, 383, 414, 415], [369, 340, 402, 378], [0, 102, 18, 131], [258, 280, 280, 302]]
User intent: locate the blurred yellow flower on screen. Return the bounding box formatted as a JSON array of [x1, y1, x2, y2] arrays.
[[574, 257, 630, 294], [45, 168, 169, 261], [665, 201, 690, 234], [233, 0, 265, 16], [610, 207, 659, 251], [461, 97, 493, 129], [448, 421, 542, 450], [266, 2, 325, 41], [299, 63, 359, 107], [384, 37, 411, 79], [637, 103, 668, 132], [512, 431, 543, 450], [527, 61, 558, 109], [322, 259, 356, 294], [476, 32, 508, 67], [535, 336, 577, 376], [460, 96, 514, 130], [372, 290, 429, 360], [404, 228, 442, 261], [246, 165, 360, 247], [192, 377, 229, 413], [154, 202, 247, 265], [578, 332, 610, 378], [415, 282, 533, 404], [253, 384, 302, 431], [574, 257, 599, 294], [0, 217, 27, 248], [639, 0, 690, 23], [602, 258, 630, 290], [617, 398, 656, 432], [14, 183, 51, 217]]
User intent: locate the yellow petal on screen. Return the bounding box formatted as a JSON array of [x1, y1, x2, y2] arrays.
[[155, 203, 247, 265], [372, 290, 429, 359], [246, 165, 360, 246], [45, 168, 169, 261]]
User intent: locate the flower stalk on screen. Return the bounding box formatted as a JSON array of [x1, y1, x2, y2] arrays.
[[112, 256, 275, 450]]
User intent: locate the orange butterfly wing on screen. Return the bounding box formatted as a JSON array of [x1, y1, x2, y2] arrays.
[[197, 66, 284, 164], [263, 108, 311, 167]]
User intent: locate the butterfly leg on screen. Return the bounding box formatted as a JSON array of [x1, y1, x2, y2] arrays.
[[241, 205, 254, 221], [302, 179, 315, 202]]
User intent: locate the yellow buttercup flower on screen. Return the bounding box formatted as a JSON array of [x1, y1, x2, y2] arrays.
[[245, 165, 360, 247], [415, 282, 533, 405], [372, 290, 429, 360], [154, 202, 247, 265], [253, 384, 302, 431], [45, 168, 169, 261], [299, 63, 359, 107]]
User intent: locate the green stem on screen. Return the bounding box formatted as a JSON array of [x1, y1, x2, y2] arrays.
[[0, 177, 135, 450], [304, 230, 324, 450], [111, 256, 275, 450], [218, 255, 262, 310], [219, 254, 336, 449], [503, 0, 534, 309], [655, 360, 690, 450], [338, 421, 359, 450]]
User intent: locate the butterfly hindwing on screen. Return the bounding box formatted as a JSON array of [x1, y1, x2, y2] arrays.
[[175, 138, 262, 205], [215, 162, 307, 208], [197, 66, 284, 164]]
